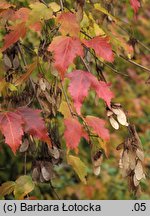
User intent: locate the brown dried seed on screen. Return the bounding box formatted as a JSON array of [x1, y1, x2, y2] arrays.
[[116, 109, 128, 126], [13, 55, 20, 69], [122, 150, 130, 171], [109, 116, 119, 130], [136, 149, 144, 162], [41, 162, 54, 181], [39, 78, 46, 91], [19, 139, 29, 152], [133, 174, 140, 187], [32, 167, 40, 181], [107, 110, 113, 117], [128, 151, 136, 170], [93, 166, 101, 176], [135, 160, 144, 180], [48, 146, 60, 159], [3, 54, 12, 69]]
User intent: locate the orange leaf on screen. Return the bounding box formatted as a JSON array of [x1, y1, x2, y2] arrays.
[[15, 61, 37, 86], [1, 22, 27, 52], [57, 12, 80, 37]]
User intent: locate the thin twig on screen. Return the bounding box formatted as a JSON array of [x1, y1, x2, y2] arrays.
[[59, 0, 64, 11], [118, 54, 150, 73], [39, 0, 49, 8], [49, 181, 61, 200], [80, 56, 91, 72]]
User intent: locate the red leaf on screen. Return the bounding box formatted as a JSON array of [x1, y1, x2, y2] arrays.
[[83, 36, 114, 62], [91, 80, 114, 109], [67, 70, 114, 114], [0, 2, 14, 10], [13, 8, 30, 22], [130, 0, 140, 14], [1, 22, 27, 52], [17, 107, 51, 146], [85, 116, 110, 141], [47, 36, 83, 79], [57, 12, 80, 37], [0, 112, 24, 153], [64, 118, 88, 150]]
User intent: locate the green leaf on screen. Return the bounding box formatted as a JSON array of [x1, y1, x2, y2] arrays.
[[67, 155, 88, 184], [14, 175, 35, 200], [0, 181, 16, 196]]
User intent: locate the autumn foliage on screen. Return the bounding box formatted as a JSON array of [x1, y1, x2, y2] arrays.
[[0, 0, 149, 200]]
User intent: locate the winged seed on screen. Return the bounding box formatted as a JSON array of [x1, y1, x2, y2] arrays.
[[136, 149, 144, 162], [133, 174, 140, 187], [93, 166, 101, 176], [109, 116, 119, 130], [135, 161, 144, 180]]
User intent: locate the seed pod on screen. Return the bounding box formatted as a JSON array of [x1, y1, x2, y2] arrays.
[[135, 160, 144, 180], [3, 54, 12, 69], [19, 139, 29, 152], [32, 167, 40, 181], [122, 150, 130, 171], [48, 146, 60, 159], [128, 150, 136, 170], [13, 55, 20, 69], [93, 166, 101, 176], [41, 162, 54, 181], [39, 78, 46, 91], [136, 149, 144, 162], [133, 174, 140, 187], [107, 110, 113, 117], [109, 116, 119, 130], [116, 109, 128, 126]]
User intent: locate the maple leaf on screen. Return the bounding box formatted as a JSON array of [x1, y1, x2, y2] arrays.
[[130, 0, 140, 14], [67, 155, 87, 184], [0, 112, 24, 153], [67, 70, 114, 114], [57, 12, 80, 37], [1, 22, 27, 52], [64, 118, 88, 150], [91, 80, 114, 109], [85, 116, 110, 141], [83, 36, 114, 62], [13, 7, 30, 22], [17, 107, 51, 146], [48, 36, 83, 79]]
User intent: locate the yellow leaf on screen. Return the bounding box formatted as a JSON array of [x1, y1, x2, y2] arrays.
[[29, 2, 53, 24], [49, 2, 60, 12], [67, 155, 87, 184], [14, 175, 35, 200], [0, 181, 16, 196], [59, 101, 72, 118], [94, 3, 118, 23]]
